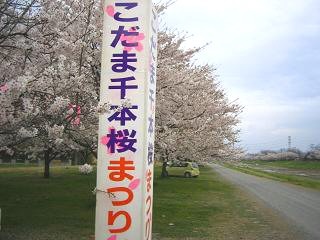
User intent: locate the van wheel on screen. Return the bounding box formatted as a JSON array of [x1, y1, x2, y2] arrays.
[[184, 172, 191, 178]]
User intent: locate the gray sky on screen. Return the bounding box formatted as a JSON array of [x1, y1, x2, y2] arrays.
[[155, 0, 320, 153]]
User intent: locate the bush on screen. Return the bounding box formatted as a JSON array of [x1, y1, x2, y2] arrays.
[[79, 164, 93, 174]]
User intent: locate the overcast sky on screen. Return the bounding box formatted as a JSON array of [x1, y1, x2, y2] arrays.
[[154, 0, 320, 153]]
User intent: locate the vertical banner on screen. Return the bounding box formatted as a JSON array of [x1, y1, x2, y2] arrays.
[[95, 1, 158, 240]]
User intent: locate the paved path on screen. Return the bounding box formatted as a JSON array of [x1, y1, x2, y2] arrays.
[[210, 164, 320, 240]]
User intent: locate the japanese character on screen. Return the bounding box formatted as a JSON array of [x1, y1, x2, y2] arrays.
[[111, 51, 137, 73], [108, 210, 132, 234], [117, 129, 137, 152], [122, 27, 145, 52], [114, 3, 139, 22], [146, 169, 152, 193], [151, 35, 157, 55], [148, 116, 154, 135], [106, 128, 118, 153], [147, 142, 154, 166], [149, 89, 155, 103], [145, 195, 152, 240], [108, 157, 135, 181], [108, 187, 133, 206], [149, 64, 156, 84], [109, 76, 138, 99], [108, 105, 138, 126], [146, 195, 152, 213], [151, 30, 157, 47], [111, 26, 139, 48], [106, 129, 137, 153], [152, 8, 157, 21]]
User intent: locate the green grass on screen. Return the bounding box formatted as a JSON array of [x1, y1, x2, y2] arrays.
[[225, 163, 320, 190], [0, 166, 96, 240], [153, 167, 228, 238], [0, 165, 296, 240], [243, 160, 320, 170], [152, 167, 295, 239], [0, 163, 39, 168]]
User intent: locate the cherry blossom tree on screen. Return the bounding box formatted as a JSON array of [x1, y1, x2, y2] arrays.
[[244, 150, 301, 161], [1, 1, 242, 178], [305, 144, 320, 160], [155, 31, 242, 174], [0, 0, 103, 177]]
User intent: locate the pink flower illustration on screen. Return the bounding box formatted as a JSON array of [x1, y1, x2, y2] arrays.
[[107, 235, 117, 240], [105, 5, 115, 17], [100, 136, 109, 145], [120, 28, 145, 52], [129, 178, 140, 190], [100, 127, 125, 155]]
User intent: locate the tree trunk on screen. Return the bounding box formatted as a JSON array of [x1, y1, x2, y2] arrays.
[[91, 150, 97, 159], [161, 161, 168, 178], [161, 150, 169, 178], [44, 149, 51, 178], [72, 151, 81, 165]]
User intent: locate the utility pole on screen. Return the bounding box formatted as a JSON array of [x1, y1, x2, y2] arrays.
[[288, 136, 292, 150]]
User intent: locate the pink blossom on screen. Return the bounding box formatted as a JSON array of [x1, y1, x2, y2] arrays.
[[0, 84, 8, 93], [120, 28, 145, 52], [66, 104, 81, 126]]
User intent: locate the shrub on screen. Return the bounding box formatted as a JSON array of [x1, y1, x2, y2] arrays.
[[79, 164, 93, 174]]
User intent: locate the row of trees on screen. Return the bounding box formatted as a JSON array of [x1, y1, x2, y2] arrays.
[[155, 30, 242, 164], [0, 0, 242, 177], [1, 0, 102, 177], [245, 145, 320, 161]]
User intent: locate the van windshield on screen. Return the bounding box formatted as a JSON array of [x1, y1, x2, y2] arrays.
[[192, 163, 198, 168]]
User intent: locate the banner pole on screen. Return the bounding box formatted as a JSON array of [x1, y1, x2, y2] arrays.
[[95, 1, 158, 240]]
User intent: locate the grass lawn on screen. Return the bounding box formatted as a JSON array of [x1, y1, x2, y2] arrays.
[[0, 166, 96, 240], [225, 162, 320, 190], [242, 160, 320, 170], [0, 165, 297, 240]]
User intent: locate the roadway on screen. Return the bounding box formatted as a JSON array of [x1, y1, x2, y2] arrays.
[[211, 164, 320, 240]]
